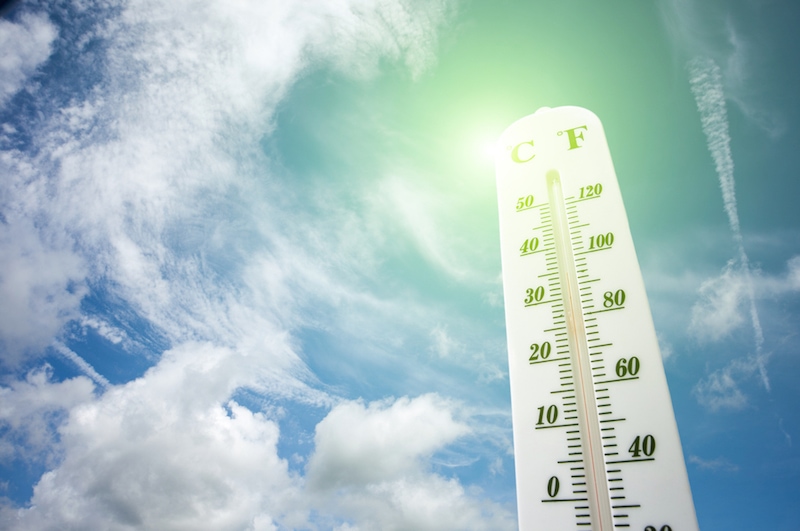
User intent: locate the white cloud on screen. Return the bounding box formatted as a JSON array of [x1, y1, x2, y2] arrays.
[[0, 221, 87, 366], [689, 454, 739, 472], [693, 355, 766, 411], [430, 324, 458, 359], [659, 0, 786, 136], [78, 316, 127, 345], [51, 341, 110, 390], [306, 394, 514, 531], [307, 0, 451, 81], [688, 57, 741, 238], [3, 371, 513, 530], [367, 176, 475, 282], [0, 365, 94, 464], [0, 0, 455, 369], [0, 12, 57, 107], [686, 256, 800, 344], [4, 343, 307, 531], [307, 394, 469, 489], [760, 255, 800, 295], [688, 56, 768, 391], [686, 254, 800, 410], [722, 19, 786, 137], [0, 1, 524, 528], [688, 260, 746, 342], [0, 0, 454, 353]]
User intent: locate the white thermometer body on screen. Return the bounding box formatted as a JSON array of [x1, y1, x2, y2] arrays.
[[495, 106, 698, 531]]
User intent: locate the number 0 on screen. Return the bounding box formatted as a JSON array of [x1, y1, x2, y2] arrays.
[[547, 476, 559, 497]]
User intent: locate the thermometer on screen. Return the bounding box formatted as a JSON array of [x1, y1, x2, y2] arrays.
[[495, 106, 698, 531]]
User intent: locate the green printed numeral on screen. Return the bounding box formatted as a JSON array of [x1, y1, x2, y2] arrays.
[[536, 405, 558, 425], [529, 341, 552, 361], [520, 237, 540, 255], [615, 357, 640, 377], [603, 289, 626, 308], [516, 195, 534, 211], [589, 232, 614, 250], [628, 435, 656, 458], [579, 183, 603, 199], [524, 286, 545, 305]]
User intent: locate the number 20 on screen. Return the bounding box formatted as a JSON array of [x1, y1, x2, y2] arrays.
[[644, 526, 672, 531]]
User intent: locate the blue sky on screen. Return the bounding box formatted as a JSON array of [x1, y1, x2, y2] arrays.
[[0, 0, 798, 529]]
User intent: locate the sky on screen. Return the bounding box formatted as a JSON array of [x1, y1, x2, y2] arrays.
[[0, 0, 798, 529]]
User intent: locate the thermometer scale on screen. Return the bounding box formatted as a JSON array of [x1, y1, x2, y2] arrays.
[[495, 106, 698, 531]]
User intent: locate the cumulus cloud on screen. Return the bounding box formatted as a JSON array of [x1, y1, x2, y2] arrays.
[[3, 379, 510, 529], [307, 394, 469, 489], [306, 394, 514, 530], [0, 365, 94, 464], [4, 343, 305, 531], [0, 12, 57, 106]]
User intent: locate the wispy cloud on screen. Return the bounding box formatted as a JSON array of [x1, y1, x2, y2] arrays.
[[659, 0, 786, 137], [689, 454, 739, 472], [51, 340, 110, 390], [688, 259, 746, 342], [693, 354, 759, 411], [688, 56, 769, 394]]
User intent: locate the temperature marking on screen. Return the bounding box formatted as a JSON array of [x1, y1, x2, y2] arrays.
[[547, 169, 614, 530], [495, 106, 698, 530]]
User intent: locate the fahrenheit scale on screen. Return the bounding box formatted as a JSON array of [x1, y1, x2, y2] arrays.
[[495, 106, 698, 531]]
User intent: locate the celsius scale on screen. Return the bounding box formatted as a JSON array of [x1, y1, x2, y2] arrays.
[[495, 106, 698, 531]]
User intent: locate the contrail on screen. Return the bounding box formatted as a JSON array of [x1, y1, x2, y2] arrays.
[[688, 57, 768, 391], [52, 341, 111, 390]]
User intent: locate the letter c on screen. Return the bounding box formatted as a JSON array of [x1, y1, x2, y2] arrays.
[[511, 140, 535, 163]]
